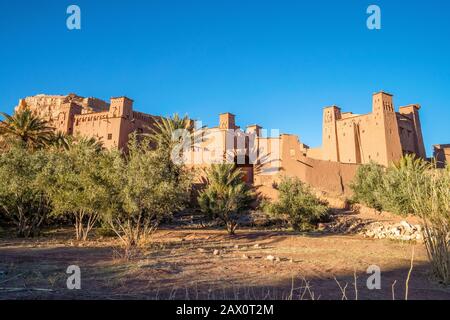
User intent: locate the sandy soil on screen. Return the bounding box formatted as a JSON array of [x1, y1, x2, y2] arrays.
[[0, 227, 449, 300]]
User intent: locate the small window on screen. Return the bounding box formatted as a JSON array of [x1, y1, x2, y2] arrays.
[[107, 134, 112, 140]]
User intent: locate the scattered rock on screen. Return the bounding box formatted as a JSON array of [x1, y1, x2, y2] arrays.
[[253, 244, 260, 248], [289, 258, 294, 263], [242, 254, 250, 259], [361, 220, 423, 242], [234, 244, 239, 249], [266, 255, 275, 262], [275, 257, 281, 262], [213, 249, 220, 256], [317, 223, 327, 230], [197, 248, 206, 253]]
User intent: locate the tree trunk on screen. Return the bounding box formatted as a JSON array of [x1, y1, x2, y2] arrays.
[[226, 220, 238, 235]]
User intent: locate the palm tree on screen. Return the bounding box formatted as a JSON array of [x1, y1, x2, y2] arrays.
[[198, 164, 253, 235], [49, 131, 71, 151], [72, 136, 104, 153], [142, 113, 200, 175], [145, 113, 193, 150], [0, 109, 54, 149]]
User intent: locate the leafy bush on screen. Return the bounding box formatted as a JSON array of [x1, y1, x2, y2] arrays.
[[0, 145, 52, 237], [102, 135, 191, 251], [46, 140, 109, 241], [379, 155, 429, 216], [350, 162, 384, 211], [408, 166, 450, 284], [269, 176, 329, 231], [351, 155, 449, 284], [198, 164, 253, 235]]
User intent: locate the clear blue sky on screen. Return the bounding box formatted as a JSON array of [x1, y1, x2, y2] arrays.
[[1, 0, 449, 155]]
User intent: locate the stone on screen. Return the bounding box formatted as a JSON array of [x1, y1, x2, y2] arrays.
[[400, 220, 412, 230], [197, 248, 206, 253], [275, 257, 281, 262], [242, 254, 250, 259], [213, 249, 220, 256], [266, 255, 275, 262], [361, 220, 424, 243], [253, 244, 260, 248]]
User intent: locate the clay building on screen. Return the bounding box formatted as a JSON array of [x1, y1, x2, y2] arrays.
[[306, 92, 426, 166], [12, 91, 447, 197], [433, 144, 450, 168], [15, 94, 160, 150]]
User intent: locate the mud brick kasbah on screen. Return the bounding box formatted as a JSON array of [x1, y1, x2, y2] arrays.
[[15, 91, 450, 199]]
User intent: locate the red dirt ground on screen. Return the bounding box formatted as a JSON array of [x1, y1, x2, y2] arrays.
[[0, 227, 449, 300]]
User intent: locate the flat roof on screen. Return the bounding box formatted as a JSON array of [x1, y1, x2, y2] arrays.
[[110, 96, 134, 101], [322, 105, 341, 109], [219, 112, 235, 116], [373, 91, 393, 96]]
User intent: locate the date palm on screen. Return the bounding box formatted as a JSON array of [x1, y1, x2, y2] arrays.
[[0, 109, 53, 149], [145, 113, 193, 150], [73, 136, 104, 153], [49, 133, 104, 153], [198, 164, 253, 235], [49, 131, 71, 151], [144, 113, 201, 176]]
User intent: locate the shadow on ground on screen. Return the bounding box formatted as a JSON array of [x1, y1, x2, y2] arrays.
[[0, 228, 449, 300]]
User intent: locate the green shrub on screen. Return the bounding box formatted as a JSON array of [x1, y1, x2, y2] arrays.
[[46, 139, 108, 241], [350, 162, 384, 211], [408, 166, 450, 284], [198, 164, 253, 235], [270, 176, 329, 231], [103, 135, 192, 250], [95, 222, 117, 237], [258, 197, 273, 214], [351, 155, 449, 284], [379, 155, 430, 216], [0, 144, 52, 237]]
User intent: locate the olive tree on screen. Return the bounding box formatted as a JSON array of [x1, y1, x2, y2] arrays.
[[47, 141, 108, 241], [102, 135, 191, 252], [0, 145, 52, 237], [269, 176, 329, 231]]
